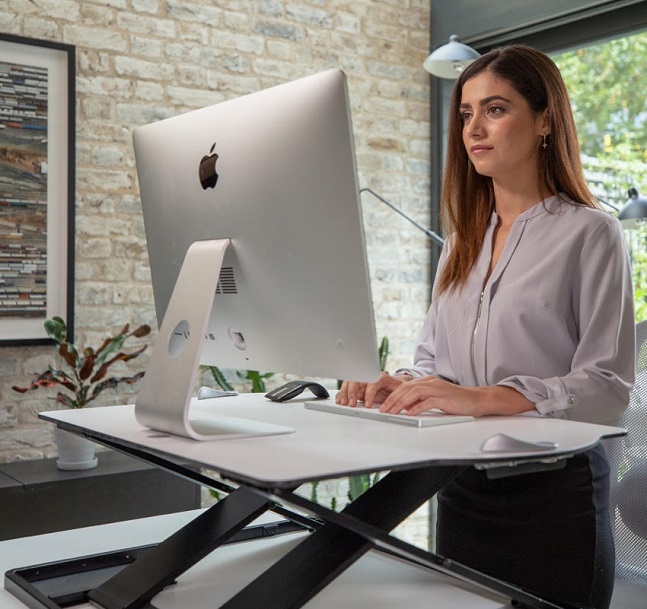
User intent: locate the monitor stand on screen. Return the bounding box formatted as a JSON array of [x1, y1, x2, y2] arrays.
[[135, 239, 294, 441]]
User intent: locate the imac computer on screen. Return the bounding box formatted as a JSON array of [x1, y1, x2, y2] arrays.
[[133, 69, 381, 440]]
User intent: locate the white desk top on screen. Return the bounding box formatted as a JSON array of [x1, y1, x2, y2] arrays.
[[41, 393, 625, 488], [0, 511, 511, 609]]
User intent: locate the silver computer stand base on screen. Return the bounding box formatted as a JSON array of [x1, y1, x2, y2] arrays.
[[135, 238, 294, 441]]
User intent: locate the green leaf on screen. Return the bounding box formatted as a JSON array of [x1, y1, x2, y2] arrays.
[[204, 366, 235, 392], [246, 370, 274, 393], [348, 474, 371, 502], [94, 333, 129, 367], [378, 336, 389, 371], [310, 480, 319, 504], [44, 317, 67, 344]]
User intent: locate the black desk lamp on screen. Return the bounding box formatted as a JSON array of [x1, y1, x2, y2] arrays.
[[617, 187, 647, 228], [360, 187, 444, 248]]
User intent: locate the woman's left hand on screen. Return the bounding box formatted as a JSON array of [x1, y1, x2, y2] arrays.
[[378, 376, 485, 417], [378, 376, 535, 417]]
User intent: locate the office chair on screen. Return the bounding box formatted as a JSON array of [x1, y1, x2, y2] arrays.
[[608, 320, 647, 609]]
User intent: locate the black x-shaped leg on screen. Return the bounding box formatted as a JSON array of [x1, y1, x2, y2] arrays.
[[219, 465, 465, 609], [87, 485, 273, 609]]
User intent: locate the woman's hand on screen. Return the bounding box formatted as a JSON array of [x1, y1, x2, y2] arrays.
[[378, 377, 535, 417], [336, 372, 412, 409]]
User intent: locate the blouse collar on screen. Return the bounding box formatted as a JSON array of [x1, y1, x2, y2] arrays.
[[490, 194, 564, 225]]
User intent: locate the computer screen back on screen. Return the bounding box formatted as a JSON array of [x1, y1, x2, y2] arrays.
[[133, 69, 380, 384]]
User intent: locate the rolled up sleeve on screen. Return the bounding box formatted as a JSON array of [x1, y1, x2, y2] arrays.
[[497, 216, 635, 425]]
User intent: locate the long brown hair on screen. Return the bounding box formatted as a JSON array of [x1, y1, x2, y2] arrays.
[[436, 45, 599, 296]]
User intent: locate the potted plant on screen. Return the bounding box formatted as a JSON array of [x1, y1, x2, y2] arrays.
[[12, 316, 151, 470]]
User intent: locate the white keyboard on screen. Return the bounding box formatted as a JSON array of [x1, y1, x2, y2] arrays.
[[304, 400, 474, 428]]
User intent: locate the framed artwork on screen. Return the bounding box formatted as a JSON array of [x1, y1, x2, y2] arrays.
[[0, 33, 75, 345]]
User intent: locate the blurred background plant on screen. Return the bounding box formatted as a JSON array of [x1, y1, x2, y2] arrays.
[[202, 366, 274, 394], [12, 316, 151, 409]]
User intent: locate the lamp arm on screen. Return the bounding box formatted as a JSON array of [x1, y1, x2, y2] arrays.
[[597, 196, 619, 212], [359, 187, 444, 248]]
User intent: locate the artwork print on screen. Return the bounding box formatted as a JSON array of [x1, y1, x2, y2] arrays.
[[0, 60, 49, 320], [0, 34, 75, 345]]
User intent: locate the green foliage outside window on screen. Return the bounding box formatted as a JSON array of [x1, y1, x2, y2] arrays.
[[625, 226, 647, 323], [554, 32, 647, 321]]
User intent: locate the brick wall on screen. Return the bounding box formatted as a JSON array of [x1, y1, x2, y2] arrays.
[[1, 0, 432, 463]]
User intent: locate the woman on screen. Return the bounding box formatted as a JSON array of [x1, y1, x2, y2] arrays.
[[337, 45, 635, 609]]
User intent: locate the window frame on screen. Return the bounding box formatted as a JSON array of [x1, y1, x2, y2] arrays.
[[428, 1, 647, 275]]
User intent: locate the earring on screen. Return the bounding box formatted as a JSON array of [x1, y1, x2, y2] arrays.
[[542, 134, 548, 149]]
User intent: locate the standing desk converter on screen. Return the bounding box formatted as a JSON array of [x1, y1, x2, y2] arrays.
[[18, 394, 625, 609]]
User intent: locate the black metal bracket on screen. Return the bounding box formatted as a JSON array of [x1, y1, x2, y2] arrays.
[[218, 465, 465, 609], [87, 485, 272, 609]]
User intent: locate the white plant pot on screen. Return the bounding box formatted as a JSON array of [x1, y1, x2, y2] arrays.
[[54, 426, 98, 470]]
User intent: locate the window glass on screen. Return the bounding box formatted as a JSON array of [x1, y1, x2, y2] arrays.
[[554, 31, 647, 320]]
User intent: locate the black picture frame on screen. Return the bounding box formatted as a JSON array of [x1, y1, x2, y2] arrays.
[[0, 33, 75, 345]]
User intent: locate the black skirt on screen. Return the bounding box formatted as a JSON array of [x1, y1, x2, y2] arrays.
[[436, 443, 615, 609]]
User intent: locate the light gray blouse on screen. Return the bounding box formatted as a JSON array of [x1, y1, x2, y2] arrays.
[[398, 195, 635, 426]]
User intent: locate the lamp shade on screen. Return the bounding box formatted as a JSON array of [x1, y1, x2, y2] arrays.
[[617, 187, 647, 228], [423, 35, 481, 79]]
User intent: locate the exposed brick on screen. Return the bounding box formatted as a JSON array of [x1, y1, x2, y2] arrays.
[[63, 25, 128, 51], [253, 19, 303, 41], [2, 3, 433, 550]]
